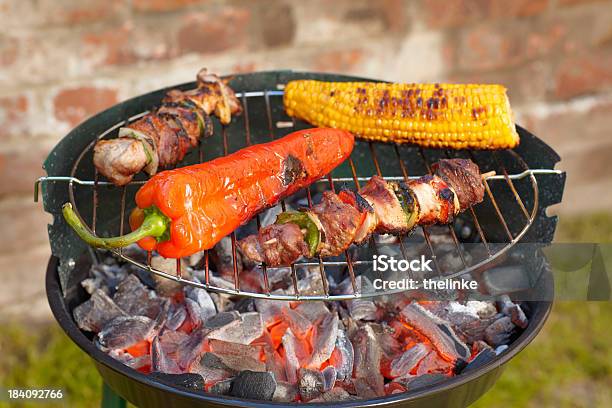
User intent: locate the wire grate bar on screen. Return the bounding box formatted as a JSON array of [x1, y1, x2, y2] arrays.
[[444, 150, 491, 256], [394, 147, 441, 275], [418, 149, 468, 271], [494, 151, 531, 221], [54, 86, 547, 301]]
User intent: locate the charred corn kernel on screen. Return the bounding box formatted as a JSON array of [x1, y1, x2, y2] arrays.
[[284, 80, 520, 149]]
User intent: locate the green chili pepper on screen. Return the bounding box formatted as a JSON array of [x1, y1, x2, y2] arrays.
[[394, 182, 419, 230], [62, 203, 171, 249], [276, 211, 321, 257]]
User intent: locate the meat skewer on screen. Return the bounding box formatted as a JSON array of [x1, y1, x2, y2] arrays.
[[93, 68, 242, 186], [238, 159, 488, 267]]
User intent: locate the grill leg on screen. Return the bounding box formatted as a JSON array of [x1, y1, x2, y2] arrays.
[[101, 382, 126, 408]]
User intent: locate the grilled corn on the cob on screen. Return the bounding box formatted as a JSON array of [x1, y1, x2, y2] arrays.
[[284, 80, 519, 149]]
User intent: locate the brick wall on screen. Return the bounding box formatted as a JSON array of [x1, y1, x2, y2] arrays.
[[1, 0, 610, 320]]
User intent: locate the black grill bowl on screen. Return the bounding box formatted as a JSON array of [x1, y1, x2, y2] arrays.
[[47, 255, 553, 408], [42, 70, 563, 407]]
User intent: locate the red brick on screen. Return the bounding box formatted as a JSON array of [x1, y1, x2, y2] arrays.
[[381, 0, 408, 32], [0, 147, 49, 196], [558, 0, 611, 6], [424, 0, 548, 29], [260, 2, 295, 48], [455, 20, 567, 71], [82, 24, 136, 66], [0, 37, 18, 68], [49, 0, 126, 24], [133, 0, 206, 12], [177, 8, 251, 55], [53, 87, 118, 127], [0, 0, 126, 27], [448, 59, 553, 105], [313, 49, 365, 73], [553, 50, 612, 99], [0, 95, 29, 139], [521, 99, 612, 214], [0, 197, 51, 253]]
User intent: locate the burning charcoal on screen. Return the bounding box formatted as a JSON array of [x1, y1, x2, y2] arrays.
[[424, 301, 498, 344], [461, 349, 496, 374], [296, 270, 326, 296], [282, 328, 309, 384], [193, 353, 235, 384], [322, 366, 336, 392], [211, 236, 243, 277], [282, 306, 313, 339], [177, 328, 209, 371], [151, 335, 182, 374], [293, 302, 330, 323], [185, 298, 205, 328], [254, 298, 285, 325], [97, 316, 156, 350], [109, 349, 151, 372], [208, 275, 236, 291], [346, 299, 378, 321], [353, 377, 380, 399], [204, 311, 240, 329], [263, 266, 292, 289], [400, 302, 470, 362], [230, 370, 277, 401], [113, 274, 163, 319], [310, 387, 357, 402], [341, 278, 378, 321], [186, 287, 217, 322], [272, 381, 298, 403], [209, 378, 234, 395], [207, 312, 263, 345], [388, 343, 430, 378], [149, 372, 204, 391], [83, 262, 128, 296], [307, 313, 339, 369], [165, 303, 187, 331], [232, 298, 256, 314], [385, 382, 407, 395], [150, 256, 187, 297], [329, 329, 353, 383], [298, 368, 325, 402], [414, 350, 454, 375], [216, 353, 266, 372], [379, 329, 404, 358], [73, 289, 127, 333], [497, 296, 528, 329], [209, 293, 233, 312], [209, 339, 261, 361], [484, 316, 515, 347], [472, 340, 492, 354], [397, 373, 447, 390], [264, 344, 287, 382], [352, 325, 384, 397]]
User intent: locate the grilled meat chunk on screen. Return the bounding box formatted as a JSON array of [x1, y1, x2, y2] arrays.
[[432, 159, 484, 211], [238, 159, 486, 267], [312, 192, 362, 256], [360, 176, 409, 235], [239, 223, 309, 266], [93, 138, 149, 187], [93, 69, 241, 186]]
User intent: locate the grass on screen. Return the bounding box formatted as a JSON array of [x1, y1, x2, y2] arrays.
[[1, 213, 611, 407]]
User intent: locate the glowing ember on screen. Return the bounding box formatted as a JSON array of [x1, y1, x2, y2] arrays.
[[74, 249, 527, 402]]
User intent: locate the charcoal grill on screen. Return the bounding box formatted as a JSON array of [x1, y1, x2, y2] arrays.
[[39, 71, 565, 407]]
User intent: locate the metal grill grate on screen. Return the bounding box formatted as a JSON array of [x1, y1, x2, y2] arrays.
[[35, 88, 562, 301]]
